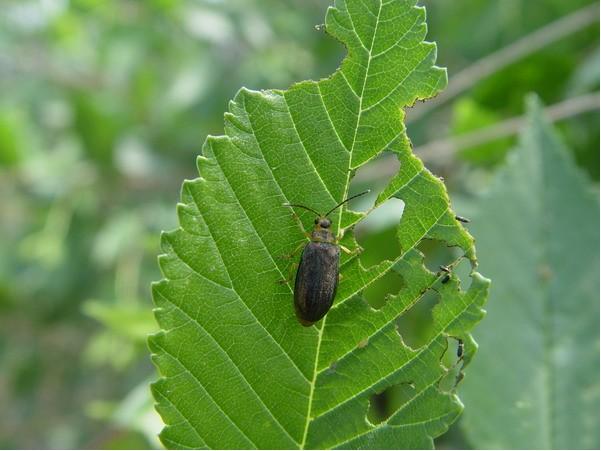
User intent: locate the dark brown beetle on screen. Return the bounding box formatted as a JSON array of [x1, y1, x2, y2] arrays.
[[284, 190, 369, 326]]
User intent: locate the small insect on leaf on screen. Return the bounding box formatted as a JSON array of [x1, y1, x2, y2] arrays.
[[285, 190, 369, 326], [440, 265, 451, 284], [457, 339, 464, 359]]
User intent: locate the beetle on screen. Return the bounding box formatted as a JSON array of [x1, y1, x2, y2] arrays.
[[283, 190, 369, 326]]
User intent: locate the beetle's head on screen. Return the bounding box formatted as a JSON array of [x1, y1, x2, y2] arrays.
[[314, 217, 331, 229], [283, 190, 370, 233]]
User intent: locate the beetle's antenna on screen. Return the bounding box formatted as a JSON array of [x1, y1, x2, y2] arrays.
[[283, 203, 321, 217], [325, 189, 370, 217]]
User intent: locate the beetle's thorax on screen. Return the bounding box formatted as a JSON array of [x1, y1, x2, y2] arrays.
[[310, 225, 335, 243]]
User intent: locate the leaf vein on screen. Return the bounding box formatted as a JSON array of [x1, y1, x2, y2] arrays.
[[156, 289, 301, 447], [154, 385, 208, 448], [153, 336, 259, 448], [315, 281, 486, 423]]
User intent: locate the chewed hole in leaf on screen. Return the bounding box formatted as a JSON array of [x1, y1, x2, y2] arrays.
[[453, 257, 475, 291], [353, 196, 405, 268], [362, 269, 404, 310], [344, 185, 376, 213], [352, 215, 407, 309], [439, 361, 465, 393], [436, 335, 469, 393], [417, 238, 464, 274], [441, 336, 464, 369], [349, 151, 400, 199], [355, 224, 401, 263], [367, 381, 417, 425], [396, 288, 439, 349], [354, 197, 405, 238]]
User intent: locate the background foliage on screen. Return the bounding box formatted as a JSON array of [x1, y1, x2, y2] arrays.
[[460, 97, 599, 449], [0, 0, 598, 449]]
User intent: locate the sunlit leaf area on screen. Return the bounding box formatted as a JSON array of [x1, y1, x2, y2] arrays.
[[0, 0, 598, 449]]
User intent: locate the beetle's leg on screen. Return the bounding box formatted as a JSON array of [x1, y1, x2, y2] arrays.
[[279, 241, 305, 260], [278, 242, 304, 283], [339, 244, 363, 258], [334, 229, 361, 251], [278, 262, 298, 285], [339, 245, 352, 254]]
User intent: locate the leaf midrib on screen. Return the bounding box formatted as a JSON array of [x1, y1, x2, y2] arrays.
[[172, 180, 308, 446], [538, 128, 555, 449], [300, 1, 384, 448]]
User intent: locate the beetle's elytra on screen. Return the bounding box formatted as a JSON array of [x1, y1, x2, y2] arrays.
[[284, 190, 369, 326], [293, 218, 339, 326]]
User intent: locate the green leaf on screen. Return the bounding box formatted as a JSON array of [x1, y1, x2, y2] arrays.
[[83, 300, 155, 342], [460, 95, 600, 449], [150, 1, 490, 448]]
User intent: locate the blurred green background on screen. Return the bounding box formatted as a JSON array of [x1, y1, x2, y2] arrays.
[[0, 0, 598, 449]]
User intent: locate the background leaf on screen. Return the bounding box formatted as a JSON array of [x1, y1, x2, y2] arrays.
[[460, 95, 600, 449], [150, 1, 489, 449]]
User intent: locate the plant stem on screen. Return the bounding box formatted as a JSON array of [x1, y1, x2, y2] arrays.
[[415, 91, 600, 161], [354, 92, 599, 181], [406, 2, 600, 123]]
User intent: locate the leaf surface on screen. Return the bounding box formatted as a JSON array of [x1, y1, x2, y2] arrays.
[[150, 1, 489, 448], [460, 96, 600, 449]]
